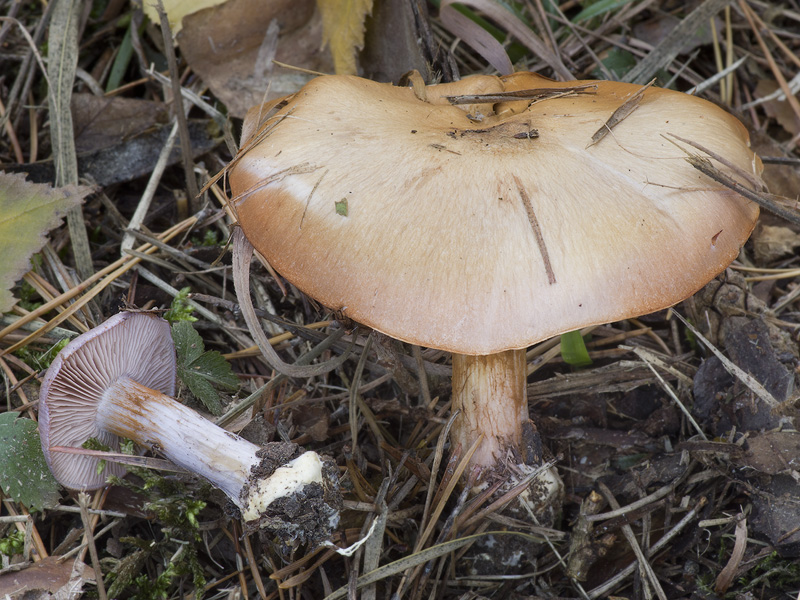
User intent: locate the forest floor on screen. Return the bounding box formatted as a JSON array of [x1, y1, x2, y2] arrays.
[[1, 0, 800, 599]]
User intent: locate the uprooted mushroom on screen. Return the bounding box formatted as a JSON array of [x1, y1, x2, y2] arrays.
[[38, 310, 341, 544]]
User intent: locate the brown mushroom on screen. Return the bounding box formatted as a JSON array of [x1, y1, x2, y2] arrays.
[[38, 311, 340, 540], [228, 72, 761, 511]]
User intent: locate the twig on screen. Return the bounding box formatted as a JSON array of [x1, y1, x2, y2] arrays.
[[446, 83, 596, 104], [672, 311, 785, 411], [78, 492, 107, 600], [585, 481, 678, 523], [588, 497, 708, 598], [120, 121, 179, 254], [155, 0, 199, 204], [595, 482, 668, 600], [684, 153, 800, 226]]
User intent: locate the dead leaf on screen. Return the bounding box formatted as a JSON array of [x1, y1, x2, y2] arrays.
[[633, 14, 721, 55], [755, 79, 800, 136], [751, 224, 800, 262], [0, 174, 91, 312], [749, 129, 800, 207], [178, 0, 332, 117], [291, 405, 330, 442], [0, 557, 94, 600], [71, 94, 169, 154], [317, 0, 374, 75], [737, 431, 800, 475]]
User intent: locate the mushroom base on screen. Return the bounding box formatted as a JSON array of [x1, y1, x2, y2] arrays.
[[97, 378, 343, 544], [451, 350, 563, 524], [242, 443, 343, 547]]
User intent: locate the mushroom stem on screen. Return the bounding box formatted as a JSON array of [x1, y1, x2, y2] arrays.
[[450, 350, 529, 469], [95, 376, 323, 521]]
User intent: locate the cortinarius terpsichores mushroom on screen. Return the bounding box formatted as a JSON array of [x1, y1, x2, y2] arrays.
[[227, 72, 761, 514], [39, 311, 340, 541]]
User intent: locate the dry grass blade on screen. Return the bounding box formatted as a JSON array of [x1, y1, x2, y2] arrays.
[[458, 458, 558, 531], [596, 481, 667, 600], [440, 0, 572, 79], [714, 514, 748, 594], [349, 331, 374, 458], [0, 217, 197, 356], [621, 344, 708, 441], [78, 492, 107, 600], [154, 0, 198, 206], [587, 78, 656, 148], [439, 0, 512, 75], [5, 0, 800, 596], [48, 446, 188, 472], [47, 0, 93, 282], [120, 122, 179, 253], [323, 531, 542, 600], [214, 327, 348, 428], [447, 84, 596, 104], [672, 312, 786, 411], [585, 480, 679, 523], [739, 0, 800, 130], [232, 228, 354, 377], [393, 435, 481, 598], [588, 497, 708, 598]]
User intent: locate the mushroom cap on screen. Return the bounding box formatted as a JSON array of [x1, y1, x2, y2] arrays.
[[230, 73, 761, 355], [39, 311, 176, 490]]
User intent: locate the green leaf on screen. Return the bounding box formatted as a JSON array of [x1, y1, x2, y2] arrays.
[[172, 321, 239, 415], [592, 47, 637, 80], [560, 330, 592, 367], [574, 0, 635, 22], [0, 173, 91, 313], [0, 412, 60, 511]]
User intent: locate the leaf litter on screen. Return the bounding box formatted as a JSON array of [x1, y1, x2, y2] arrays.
[[1, 0, 800, 598]]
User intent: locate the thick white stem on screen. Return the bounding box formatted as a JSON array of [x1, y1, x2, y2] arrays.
[[96, 377, 261, 507]]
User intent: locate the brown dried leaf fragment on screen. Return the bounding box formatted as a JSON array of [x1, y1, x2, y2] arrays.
[[587, 78, 656, 148]]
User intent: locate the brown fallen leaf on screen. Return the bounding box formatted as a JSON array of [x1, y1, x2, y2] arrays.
[[71, 94, 169, 154], [0, 557, 94, 599], [751, 224, 800, 262], [755, 79, 800, 136], [177, 0, 333, 117], [736, 431, 800, 475]]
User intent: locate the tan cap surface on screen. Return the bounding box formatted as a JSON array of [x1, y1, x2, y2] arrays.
[[230, 73, 761, 355]]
